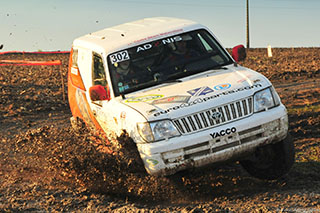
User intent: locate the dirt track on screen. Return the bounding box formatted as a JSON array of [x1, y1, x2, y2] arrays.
[[0, 48, 320, 212]]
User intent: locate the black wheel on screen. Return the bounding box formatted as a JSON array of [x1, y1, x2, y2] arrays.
[[240, 134, 295, 180]]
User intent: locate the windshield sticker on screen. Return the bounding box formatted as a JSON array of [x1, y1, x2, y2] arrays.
[[136, 44, 153, 52], [153, 84, 262, 116], [125, 94, 164, 103], [128, 29, 184, 46], [136, 36, 183, 53], [119, 84, 129, 93], [109, 50, 130, 64], [162, 36, 182, 44], [152, 95, 190, 105]]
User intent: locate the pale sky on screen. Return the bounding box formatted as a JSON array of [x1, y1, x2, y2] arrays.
[[1, 0, 319, 51]]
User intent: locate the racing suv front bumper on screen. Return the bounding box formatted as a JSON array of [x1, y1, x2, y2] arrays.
[[137, 104, 289, 176]]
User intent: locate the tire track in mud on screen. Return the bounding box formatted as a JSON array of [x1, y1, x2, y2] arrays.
[[275, 78, 320, 90]]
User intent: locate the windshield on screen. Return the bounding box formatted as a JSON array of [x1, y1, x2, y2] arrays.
[[107, 29, 233, 96]]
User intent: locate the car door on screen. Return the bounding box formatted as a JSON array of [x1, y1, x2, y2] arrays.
[[88, 52, 116, 133]]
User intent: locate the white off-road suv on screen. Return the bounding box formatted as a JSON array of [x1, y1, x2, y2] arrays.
[[68, 17, 294, 180]]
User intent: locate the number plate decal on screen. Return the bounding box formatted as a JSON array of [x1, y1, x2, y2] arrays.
[[109, 50, 130, 64]]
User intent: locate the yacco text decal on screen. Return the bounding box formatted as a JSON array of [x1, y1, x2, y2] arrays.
[[187, 83, 231, 96], [125, 94, 164, 103], [153, 84, 262, 116], [210, 127, 236, 139]]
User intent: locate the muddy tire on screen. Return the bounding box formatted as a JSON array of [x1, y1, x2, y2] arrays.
[[240, 134, 295, 180]]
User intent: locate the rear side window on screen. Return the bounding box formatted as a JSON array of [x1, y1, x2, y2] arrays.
[[72, 49, 78, 67], [92, 53, 107, 86]]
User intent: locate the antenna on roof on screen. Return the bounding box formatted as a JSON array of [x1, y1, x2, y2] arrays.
[[246, 0, 250, 48]]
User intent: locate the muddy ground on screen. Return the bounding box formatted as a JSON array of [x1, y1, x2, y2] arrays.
[[0, 48, 319, 212]]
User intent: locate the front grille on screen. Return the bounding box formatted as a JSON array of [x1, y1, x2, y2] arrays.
[[173, 97, 253, 134]]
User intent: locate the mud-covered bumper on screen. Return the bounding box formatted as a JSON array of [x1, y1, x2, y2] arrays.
[[137, 104, 289, 176]]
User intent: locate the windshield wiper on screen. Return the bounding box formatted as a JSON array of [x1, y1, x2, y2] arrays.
[[185, 65, 227, 76], [211, 65, 228, 70], [200, 62, 233, 72], [160, 79, 182, 84]]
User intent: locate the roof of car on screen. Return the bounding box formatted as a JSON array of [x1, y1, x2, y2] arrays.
[[73, 17, 203, 54]]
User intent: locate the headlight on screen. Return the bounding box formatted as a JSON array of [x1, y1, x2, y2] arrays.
[[137, 122, 154, 142], [137, 120, 181, 143], [254, 87, 276, 112]]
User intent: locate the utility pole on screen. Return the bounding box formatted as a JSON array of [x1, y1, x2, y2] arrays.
[[246, 0, 250, 48]]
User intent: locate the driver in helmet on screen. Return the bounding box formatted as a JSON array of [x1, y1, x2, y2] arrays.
[[113, 60, 139, 92]]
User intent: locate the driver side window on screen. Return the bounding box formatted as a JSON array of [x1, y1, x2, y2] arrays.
[[92, 53, 107, 86]]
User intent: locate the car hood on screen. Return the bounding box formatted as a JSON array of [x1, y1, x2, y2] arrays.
[[120, 65, 271, 121]]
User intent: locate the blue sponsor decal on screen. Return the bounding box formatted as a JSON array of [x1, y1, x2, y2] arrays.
[[187, 83, 231, 96], [187, 87, 201, 96], [187, 86, 214, 96], [213, 83, 231, 90]]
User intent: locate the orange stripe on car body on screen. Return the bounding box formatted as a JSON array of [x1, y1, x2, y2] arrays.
[[67, 48, 112, 154]]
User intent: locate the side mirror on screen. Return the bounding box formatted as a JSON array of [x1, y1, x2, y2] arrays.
[[89, 85, 110, 101], [232, 45, 246, 62]]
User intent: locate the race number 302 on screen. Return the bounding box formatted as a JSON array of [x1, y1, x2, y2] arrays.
[[109, 50, 130, 64]]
